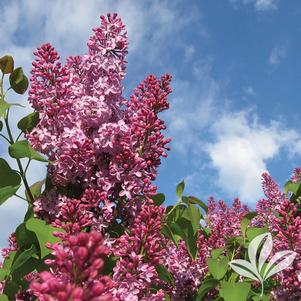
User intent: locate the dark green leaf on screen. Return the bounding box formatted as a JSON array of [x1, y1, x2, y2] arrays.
[[11, 244, 38, 272], [241, 212, 257, 238], [102, 256, 117, 276], [161, 224, 180, 246], [171, 218, 198, 259], [0, 158, 21, 205], [167, 204, 187, 223], [187, 196, 208, 213], [26, 218, 62, 258], [24, 205, 34, 221], [15, 223, 38, 249], [9, 67, 29, 94], [186, 203, 201, 234], [207, 256, 229, 280], [17, 112, 39, 133], [0, 158, 21, 187], [194, 278, 219, 301], [3, 280, 19, 300], [149, 193, 165, 206], [11, 257, 39, 280], [9, 140, 48, 162], [0, 120, 3, 131], [0, 55, 14, 74], [176, 180, 185, 198], [155, 264, 174, 285], [219, 281, 251, 301], [0, 185, 21, 205]]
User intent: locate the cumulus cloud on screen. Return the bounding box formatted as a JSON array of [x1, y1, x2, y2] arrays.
[[206, 111, 299, 203], [269, 46, 287, 65]]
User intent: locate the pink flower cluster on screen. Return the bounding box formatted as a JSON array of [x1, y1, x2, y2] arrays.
[[28, 13, 171, 202], [112, 202, 166, 300], [256, 172, 301, 300], [30, 231, 114, 301]]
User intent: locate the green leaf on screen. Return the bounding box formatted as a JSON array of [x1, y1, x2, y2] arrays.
[[3, 251, 16, 270], [0, 185, 21, 205], [9, 140, 48, 162], [0, 120, 3, 131], [187, 196, 208, 213], [9, 67, 29, 94], [211, 247, 225, 259], [0, 100, 11, 119], [241, 212, 257, 238], [0, 269, 8, 282], [15, 223, 38, 249], [0, 158, 21, 205], [219, 281, 251, 301], [3, 280, 19, 300], [17, 112, 39, 133], [284, 180, 301, 196], [0, 159, 21, 187], [167, 204, 187, 222], [26, 218, 62, 258], [161, 224, 181, 246], [149, 193, 165, 206], [246, 227, 268, 242], [207, 256, 229, 280], [11, 244, 38, 272], [155, 264, 174, 285], [194, 278, 219, 301], [0, 294, 9, 301], [0, 55, 14, 74], [187, 203, 201, 234], [11, 257, 39, 280], [25, 179, 45, 200], [171, 218, 198, 259], [176, 180, 185, 198]]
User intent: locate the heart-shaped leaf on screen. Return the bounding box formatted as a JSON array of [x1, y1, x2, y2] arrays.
[[0, 55, 14, 74], [9, 67, 29, 94], [9, 140, 48, 162]]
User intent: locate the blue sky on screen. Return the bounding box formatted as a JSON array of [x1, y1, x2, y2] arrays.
[[0, 0, 301, 248]]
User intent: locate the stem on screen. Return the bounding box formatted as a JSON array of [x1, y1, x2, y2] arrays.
[[260, 281, 264, 298], [24, 159, 31, 175], [0, 133, 10, 143], [14, 194, 27, 201], [3, 109, 34, 203]]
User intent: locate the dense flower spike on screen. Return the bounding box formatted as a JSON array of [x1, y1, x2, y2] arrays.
[[30, 231, 114, 301], [112, 203, 166, 300]]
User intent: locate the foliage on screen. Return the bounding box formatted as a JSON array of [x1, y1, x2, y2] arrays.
[[0, 13, 300, 301]]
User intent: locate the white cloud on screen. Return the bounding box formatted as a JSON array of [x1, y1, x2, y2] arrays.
[[230, 0, 279, 11], [269, 46, 287, 65], [206, 111, 299, 203], [255, 0, 278, 11], [244, 86, 256, 97]]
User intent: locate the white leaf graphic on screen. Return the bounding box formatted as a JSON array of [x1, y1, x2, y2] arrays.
[[258, 233, 273, 274], [229, 259, 261, 281], [263, 250, 297, 280], [248, 232, 269, 271]]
